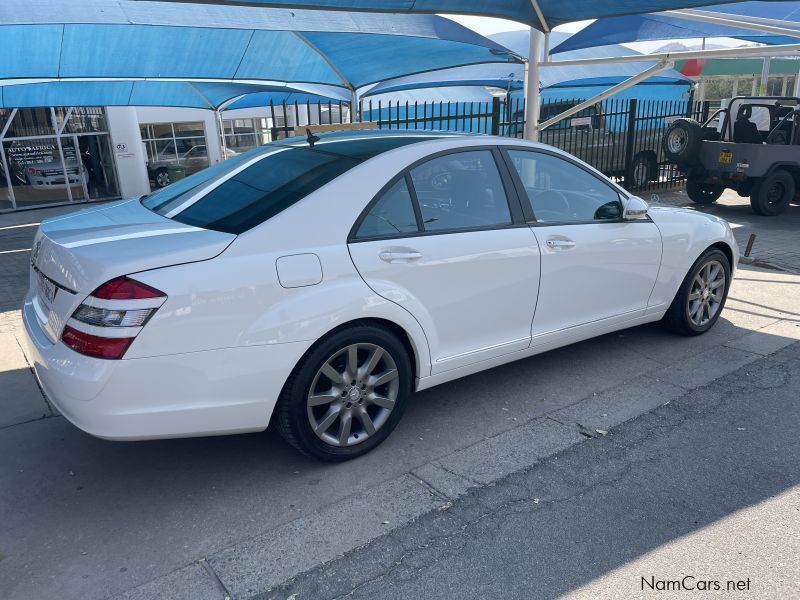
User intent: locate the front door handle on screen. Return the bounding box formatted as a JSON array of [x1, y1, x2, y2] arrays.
[[545, 239, 576, 250], [379, 250, 423, 263]]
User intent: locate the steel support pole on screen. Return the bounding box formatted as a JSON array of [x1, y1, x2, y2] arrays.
[[524, 28, 542, 141], [760, 56, 771, 96]]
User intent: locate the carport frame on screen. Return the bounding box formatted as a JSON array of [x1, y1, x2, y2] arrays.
[[524, 7, 800, 141]]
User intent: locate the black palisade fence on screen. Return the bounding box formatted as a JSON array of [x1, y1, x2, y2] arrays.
[[259, 97, 711, 193]]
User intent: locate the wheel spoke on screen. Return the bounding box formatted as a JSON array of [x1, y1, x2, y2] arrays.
[[320, 362, 345, 385], [688, 291, 701, 301], [709, 263, 720, 281], [314, 406, 340, 435], [367, 392, 395, 410], [338, 412, 352, 445], [710, 277, 725, 290], [689, 300, 702, 318], [358, 408, 376, 435], [363, 347, 384, 377], [346, 345, 359, 377], [370, 369, 398, 387], [308, 391, 338, 407]]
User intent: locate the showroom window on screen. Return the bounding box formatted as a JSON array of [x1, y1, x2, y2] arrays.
[[1, 107, 120, 212], [140, 122, 208, 191], [221, 118, 272, 154]]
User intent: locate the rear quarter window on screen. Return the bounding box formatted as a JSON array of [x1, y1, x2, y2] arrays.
[[144, 147, 360, 234]]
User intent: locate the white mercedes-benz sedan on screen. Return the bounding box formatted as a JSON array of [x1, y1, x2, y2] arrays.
[[22, 131, 738, 460]]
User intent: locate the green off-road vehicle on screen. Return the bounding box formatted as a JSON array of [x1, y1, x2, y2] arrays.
[[663, 95, 800, 216]]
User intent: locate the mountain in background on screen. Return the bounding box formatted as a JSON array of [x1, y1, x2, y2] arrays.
[[655, 41, 737, 52]]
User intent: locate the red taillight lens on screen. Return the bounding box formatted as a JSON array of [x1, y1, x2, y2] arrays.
[[92, 276, 165, 300], [61, 326, 135, 360]]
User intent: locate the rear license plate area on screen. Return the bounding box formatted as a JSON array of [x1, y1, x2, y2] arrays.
[[718, 151, 733, 164], [37, 271, 57, 314]]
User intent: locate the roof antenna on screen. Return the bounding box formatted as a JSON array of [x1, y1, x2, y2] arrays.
[[305, 127, 320, 148]]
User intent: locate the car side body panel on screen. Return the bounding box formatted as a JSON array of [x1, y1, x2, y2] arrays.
[[20, 134, 739, 443], [645, 206, 738, 314]]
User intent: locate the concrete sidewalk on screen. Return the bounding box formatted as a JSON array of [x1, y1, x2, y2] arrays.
[[1, 203, 799, 600], [264, 341, 800, 600]]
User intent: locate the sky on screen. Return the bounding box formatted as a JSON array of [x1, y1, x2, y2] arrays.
[[447, 14, 745, 53]]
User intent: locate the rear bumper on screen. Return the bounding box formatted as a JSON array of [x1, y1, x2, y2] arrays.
[[21, 298, 311, 440]]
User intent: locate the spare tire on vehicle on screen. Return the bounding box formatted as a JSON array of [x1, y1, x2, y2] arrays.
[[663, 118, 703, 165]]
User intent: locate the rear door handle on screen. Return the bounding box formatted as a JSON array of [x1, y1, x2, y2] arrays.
[[379, 250, 423, 263], [545, 239, 576, 250]]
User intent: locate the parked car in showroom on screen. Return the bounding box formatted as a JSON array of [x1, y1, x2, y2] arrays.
[[23, 131, 737, 460], [1, 141, 87, 190]]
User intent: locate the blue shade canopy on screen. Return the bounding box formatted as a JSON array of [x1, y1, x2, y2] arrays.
[[0, 80, 348, 109], [363, 31, 691, 96], [552, 2, 800, 54], [129, 0, 756, 30], [0, 0, 519, 93]]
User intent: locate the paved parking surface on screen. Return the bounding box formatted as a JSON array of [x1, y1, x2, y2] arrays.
[[0, 199, 799, 599]]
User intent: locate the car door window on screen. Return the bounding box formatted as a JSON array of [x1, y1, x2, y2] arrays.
[[409, 150, 512, 232], [355, 177, 420, 239], [507, 150, 622, 223]]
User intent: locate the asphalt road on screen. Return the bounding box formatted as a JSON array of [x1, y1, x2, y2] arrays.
[[264, 341, 800, 600]]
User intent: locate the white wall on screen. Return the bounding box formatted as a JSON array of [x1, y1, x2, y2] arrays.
[[105, 106, 150, 198]]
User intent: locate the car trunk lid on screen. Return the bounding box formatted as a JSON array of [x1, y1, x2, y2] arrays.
[[29, 198, 234, 342]]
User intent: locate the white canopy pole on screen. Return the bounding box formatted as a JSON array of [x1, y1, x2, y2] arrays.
[[524, 28, 542, 140], [523, 0, 549, 141], [759, 56, 771, 96]]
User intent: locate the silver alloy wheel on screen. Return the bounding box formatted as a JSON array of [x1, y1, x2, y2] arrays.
[[687, 259, 726, 326], [667, 128, 687, 155], [156, 171, 170, 188], [307, 343, 399, 447]]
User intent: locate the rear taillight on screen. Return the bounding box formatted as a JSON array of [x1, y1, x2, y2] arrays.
[[92, 276, 164, 300], [61, 326, 135, 360], [61, 276, 166, 360]]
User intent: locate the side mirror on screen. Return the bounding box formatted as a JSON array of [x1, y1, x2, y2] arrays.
[[623, 195, 649, 220]]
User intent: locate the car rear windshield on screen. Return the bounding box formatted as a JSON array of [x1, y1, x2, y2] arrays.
[[142, 135, 439, 234]]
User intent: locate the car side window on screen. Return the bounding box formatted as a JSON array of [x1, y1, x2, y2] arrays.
[[409, 150, 512, 232], [355, 177, 420, 239], [507, 150, 623, 223]]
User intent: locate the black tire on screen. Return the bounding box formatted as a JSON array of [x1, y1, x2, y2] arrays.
[[275, 324, 412, 461], [663, 247, 732, 336], [750, 170, 794, 216], [629, 154, 653, 188], [663, 118, 703, 165], [686, 178, 724, 205]]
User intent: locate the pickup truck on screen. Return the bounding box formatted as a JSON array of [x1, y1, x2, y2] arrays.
[[509, 100, 668, 188]]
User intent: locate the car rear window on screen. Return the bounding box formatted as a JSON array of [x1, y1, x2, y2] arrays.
[[142, 135, 441, 234]]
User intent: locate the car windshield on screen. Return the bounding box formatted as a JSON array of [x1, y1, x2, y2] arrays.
[[142, 134, 440, 234]]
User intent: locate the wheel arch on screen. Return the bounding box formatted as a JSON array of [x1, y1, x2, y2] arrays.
[[765, 162, 800, 185], [708, 241, 735, 272], [295, 317, 423, 384]]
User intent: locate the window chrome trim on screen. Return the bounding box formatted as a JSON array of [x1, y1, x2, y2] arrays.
[[498, 146, 630, 226], [348, 145, 525, 243]]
